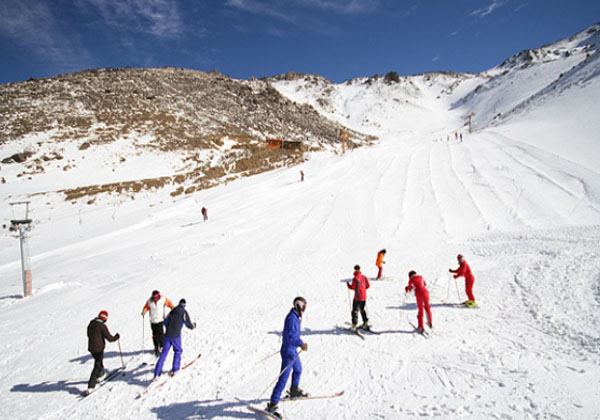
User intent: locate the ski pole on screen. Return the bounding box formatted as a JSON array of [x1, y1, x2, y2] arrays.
[[446, 273, 451, 301], [399, 292, 407, 325], [142, 314, 145, 352], [454, 275, 461, 301], [260, 350, 303, 398], [118, 338, 126, 370]]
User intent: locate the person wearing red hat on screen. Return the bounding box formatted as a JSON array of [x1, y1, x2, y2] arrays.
[[449, 254, 476, 307], [347, 265, 371, 331], [85, 310, 119, 394], [141, 290, 174, 356], [405, 271, 432, 333]]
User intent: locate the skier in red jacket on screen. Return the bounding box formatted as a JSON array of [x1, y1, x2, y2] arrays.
[[449, 254, 476, 307], [405, 270, 432, 333], [347, 265, 371, 331]]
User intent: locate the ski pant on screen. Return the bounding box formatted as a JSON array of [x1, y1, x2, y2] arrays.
[[88, 351, 105, 388], [415, 291, 432, 329], [151, 322, 165, 351], [270, 350, 302, 405], [351, 300, 368, 326], [465, 276, 475, 301], [376, 266, 383, 279], [203, 214, 208, 221], [154, 336, 182, 377]]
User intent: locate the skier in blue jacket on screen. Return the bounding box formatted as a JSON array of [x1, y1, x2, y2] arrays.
[[153, 298, 196, 379], [266, 297, 309, 418]]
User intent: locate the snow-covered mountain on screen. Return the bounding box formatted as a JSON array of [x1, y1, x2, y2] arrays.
[[0, 23, 599, 420]]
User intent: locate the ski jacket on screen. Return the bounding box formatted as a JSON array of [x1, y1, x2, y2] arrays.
[[451, 261, 474, 282], [375, 252, 385, 268], [281, 308, 303, 355], [142, 296, 174, 324], [347, 271, 370, 301], [87, 318, 118, 353], [164, 304, 194, 338], [406, 275, 429, 297]]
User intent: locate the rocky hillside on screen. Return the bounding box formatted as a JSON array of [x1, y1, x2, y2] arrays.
[[0, 67, 375, 200]]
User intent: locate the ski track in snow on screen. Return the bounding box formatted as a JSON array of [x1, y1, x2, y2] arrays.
[[2, 72, 600, 420]]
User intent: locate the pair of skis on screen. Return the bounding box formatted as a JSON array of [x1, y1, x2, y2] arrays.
[[248, 391, 344, 419], [137, 353, 202, 398], [79, 366, 126, 398]]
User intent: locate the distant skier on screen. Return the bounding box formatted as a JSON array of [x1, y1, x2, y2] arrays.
[[266, 297, 309, 418], [153, 299, 196, 379], [375, 249, 386, 280], [449, 254, 476, 307], [201, 206, 208, 221], [347, 265, 370, 331], [300, 170, 304, 182], [405, 270, 432, 333], [85, 310, 120, 395], [141, 290, 174, 356], [460, 133, 463, 142]]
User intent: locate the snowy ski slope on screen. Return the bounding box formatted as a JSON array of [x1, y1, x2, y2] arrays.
[[1, 43, 600, 420]]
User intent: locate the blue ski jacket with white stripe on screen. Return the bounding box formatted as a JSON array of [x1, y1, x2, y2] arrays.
[[281, 308, 303, 355]]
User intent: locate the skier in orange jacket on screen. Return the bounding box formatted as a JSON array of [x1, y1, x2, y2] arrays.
[[449, 254, 476, 306], [375, 249, 386, 279]]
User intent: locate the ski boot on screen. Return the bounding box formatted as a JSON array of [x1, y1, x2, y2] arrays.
[[360, 321, 370, 331], [416, 326, 425, 334], [350, 323, 358, 332], [266, 402, 282, 419], [289, 385, 309, 399], [465, 300, 478, 308]]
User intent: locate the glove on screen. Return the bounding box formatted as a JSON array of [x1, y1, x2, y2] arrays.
[[193, 322, 197, 329], [448, 269, 452, 273], [405, 286, 409, 293], [301, 342, 308, 351], [141, 311, 145, 317], [114, 333, 120, 340]]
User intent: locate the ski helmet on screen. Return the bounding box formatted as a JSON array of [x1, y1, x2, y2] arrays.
[[457, 254, 464, 262], [354, 264, 360, 271], [98, 310, 108, 321], [293, 296, 307, 314], [152, 290, 160, 299], [179, 298, 186, 307], [408, 270, 417, 278]]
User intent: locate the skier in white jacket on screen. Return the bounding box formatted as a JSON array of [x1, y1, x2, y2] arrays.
[[141, 290, 174, 356]]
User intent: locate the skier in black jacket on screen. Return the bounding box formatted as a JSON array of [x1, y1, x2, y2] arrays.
[[85, 310, 119, 394]]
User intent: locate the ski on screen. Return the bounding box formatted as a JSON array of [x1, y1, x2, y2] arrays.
[[409, 322, 431, 338], [137, 353, 201, 398], [281, 390, 345, 402], [336, 325, 364, 339], [248, 406, 285, 420], [344, 322, 380, 334], [79, 367, 125, 398]]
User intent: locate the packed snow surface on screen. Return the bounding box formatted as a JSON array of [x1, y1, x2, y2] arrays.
[[1, 56, 600, 420]]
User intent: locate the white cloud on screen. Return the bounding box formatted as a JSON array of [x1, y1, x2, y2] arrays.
[[469, 0, 508, 18], [299, 0, 380, 14], [0, 0, 91, 70], [79, 0, 186, 38], [225, 0, 296, 22]]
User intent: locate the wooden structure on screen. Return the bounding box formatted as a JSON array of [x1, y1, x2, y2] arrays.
[[266, 138, 303, 151]]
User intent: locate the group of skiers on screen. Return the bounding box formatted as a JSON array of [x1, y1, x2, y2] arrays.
[[85, 251, 476, 418]]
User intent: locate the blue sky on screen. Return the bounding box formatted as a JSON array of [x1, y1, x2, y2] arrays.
[[0, 0, 598, 84]]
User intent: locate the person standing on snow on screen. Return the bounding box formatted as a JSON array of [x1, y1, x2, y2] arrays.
[[347, 265, 371, 331], [300, 170, 304, 182], [85, 310, 120, 395], [201, 206, 208, 221], [375, 249, 386, 280], [153, 299, 196, 379], [141, 290, 174, 356], [449, 254, 476, 307], [266, 297, 309, 418], [405, 271, 432, 333]]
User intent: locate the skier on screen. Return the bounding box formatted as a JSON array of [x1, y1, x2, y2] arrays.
[[347, 265, 370, 331], [266, 297, 309, 418], [405, 270, 432, 333], [85, 310, 120, 395], [449, 254, 476, 307], [153, 299, 196, 379], [141, 290, 174, 356], [375, 249, 386, 280], [201, 206, 208, 221], [300, 170, 304, 182]]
